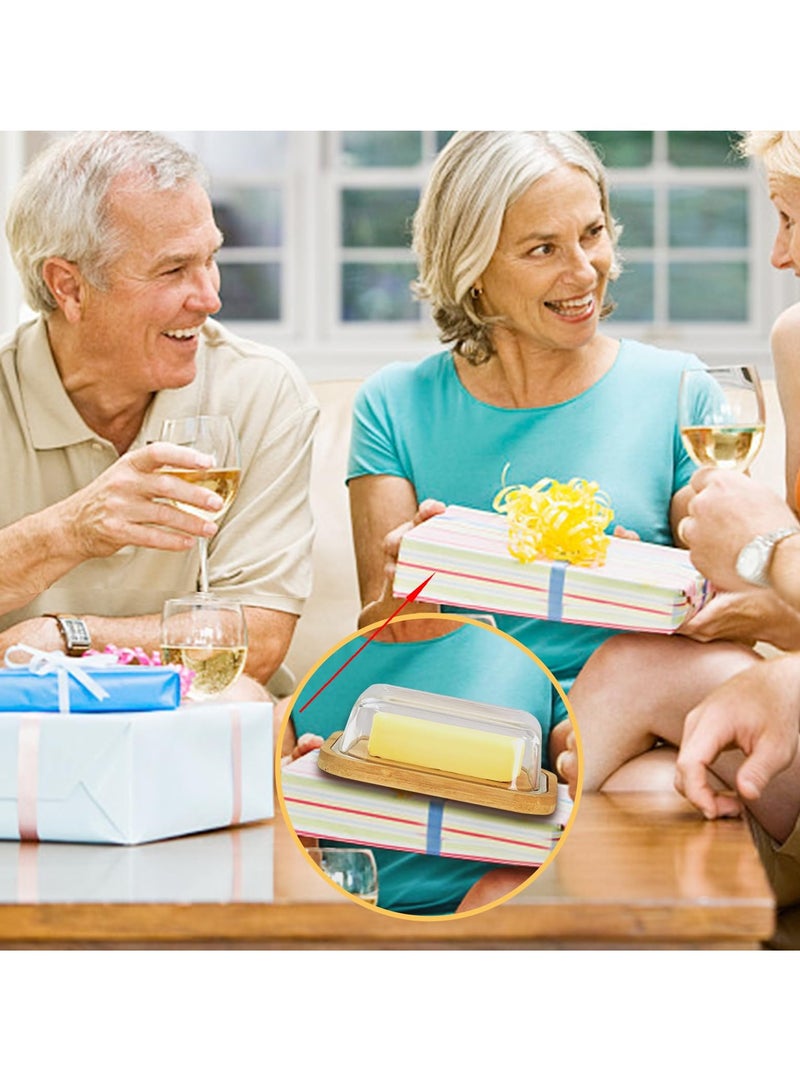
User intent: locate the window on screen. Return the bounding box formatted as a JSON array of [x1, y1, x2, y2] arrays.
[[327, 131, 455, 332], [581, 131, 756, 328], [164, 131, 290, 330], [6, 131, 792, 379]]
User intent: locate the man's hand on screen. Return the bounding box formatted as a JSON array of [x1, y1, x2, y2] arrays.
[[679, 469, 799, 590], [675, 655, 800, 819], [0, 442, 224, 617], [61, 442, 224, 560]]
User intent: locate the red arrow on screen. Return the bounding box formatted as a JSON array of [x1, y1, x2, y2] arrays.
[[296, 573, 435, 714]]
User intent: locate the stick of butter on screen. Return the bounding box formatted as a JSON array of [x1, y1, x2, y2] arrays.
[[367, 711, 524, 783]]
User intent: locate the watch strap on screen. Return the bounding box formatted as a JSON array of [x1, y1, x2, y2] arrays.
[[43, 614, 92, 657]]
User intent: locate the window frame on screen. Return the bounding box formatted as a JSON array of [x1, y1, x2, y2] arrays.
[[2, 131, 797, 382], [595, 131, 784, 358]]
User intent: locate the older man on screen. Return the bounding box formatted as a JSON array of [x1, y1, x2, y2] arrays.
[[0, 131, 318, 691]]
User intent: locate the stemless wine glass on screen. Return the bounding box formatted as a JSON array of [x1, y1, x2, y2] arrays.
[[158, 416, 241, 593], [306, 847, 379, 906], [678, 364, 766, 472], [161, 596, 248, 702]]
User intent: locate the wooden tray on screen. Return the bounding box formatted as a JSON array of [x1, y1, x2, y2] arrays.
[[317, 732, 558, 815]]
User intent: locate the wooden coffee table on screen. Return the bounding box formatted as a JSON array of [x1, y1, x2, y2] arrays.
[[0, 790, 775, 949]]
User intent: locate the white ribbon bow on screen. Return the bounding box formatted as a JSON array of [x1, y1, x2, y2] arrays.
[[4, 644, 111, 713]]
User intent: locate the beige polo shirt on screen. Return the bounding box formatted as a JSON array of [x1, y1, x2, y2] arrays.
[[0, 317, 319, 629]]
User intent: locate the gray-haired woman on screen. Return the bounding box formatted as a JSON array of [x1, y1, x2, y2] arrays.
[[347, 129, 760, 799]]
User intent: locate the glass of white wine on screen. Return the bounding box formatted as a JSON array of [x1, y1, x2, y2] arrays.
[[161, 596, 248, 702], [158, 416, 241, 593], [306, 847, 379, 907], [678, 364, 766, 472]]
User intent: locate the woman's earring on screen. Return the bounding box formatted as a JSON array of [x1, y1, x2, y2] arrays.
[[470, 286, 482, 300]]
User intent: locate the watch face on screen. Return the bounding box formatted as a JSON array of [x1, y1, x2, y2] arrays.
[[60, 616, 91, 652], [736, 541, 767, 585]]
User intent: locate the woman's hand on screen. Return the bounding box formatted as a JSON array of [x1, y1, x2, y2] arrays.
[[291, 733, 325, 761], [549, 719, 579, 800], [280, 732, 325, 767], [612, 525, 640, 541], [357, 497, 446, 628], [678, 589, 800, 651]]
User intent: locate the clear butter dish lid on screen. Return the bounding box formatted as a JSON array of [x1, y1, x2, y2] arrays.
[[338, 683, 544, 793]]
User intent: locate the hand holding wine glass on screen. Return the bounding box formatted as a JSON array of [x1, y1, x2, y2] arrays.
[[158, 416, 241, 593], [161, 596, 248, 701], [678, 364, 766, 472]]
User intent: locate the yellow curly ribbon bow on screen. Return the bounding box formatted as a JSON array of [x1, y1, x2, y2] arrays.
[[493, 471, 615, 567]]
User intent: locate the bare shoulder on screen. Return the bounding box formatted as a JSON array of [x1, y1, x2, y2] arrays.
[[772, 302, 800, 362]]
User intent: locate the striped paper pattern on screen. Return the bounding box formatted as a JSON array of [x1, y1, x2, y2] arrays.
[[394, 505, 712, 634], [281, 750, 573, 867]]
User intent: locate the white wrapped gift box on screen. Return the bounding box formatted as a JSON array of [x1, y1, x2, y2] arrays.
[[0, 703, 273, 845]]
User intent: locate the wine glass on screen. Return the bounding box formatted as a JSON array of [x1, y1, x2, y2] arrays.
[[158, 416, 241, 593], [161, 596, 248, 701], [306, 847, 379, 907], [678, 364, 766, 472]]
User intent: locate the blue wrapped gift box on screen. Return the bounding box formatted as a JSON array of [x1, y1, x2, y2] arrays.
[[0, 665, 182, 713]]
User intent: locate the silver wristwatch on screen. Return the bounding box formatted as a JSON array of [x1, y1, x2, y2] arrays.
[[43, 614, 92, 657], [735, 528, 800, 588]]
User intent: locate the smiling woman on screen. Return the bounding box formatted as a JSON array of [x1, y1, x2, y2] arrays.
[[346, 129, 762, 800], [469, 165, 616, 401]]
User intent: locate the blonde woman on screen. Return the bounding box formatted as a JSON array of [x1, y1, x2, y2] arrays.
[[675, 133, 800, 925]]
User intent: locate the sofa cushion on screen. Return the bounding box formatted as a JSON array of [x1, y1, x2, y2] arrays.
[[282, 380, 362, 689]]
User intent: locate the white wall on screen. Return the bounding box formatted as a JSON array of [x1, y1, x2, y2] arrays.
[[0, 131, 23, 332]]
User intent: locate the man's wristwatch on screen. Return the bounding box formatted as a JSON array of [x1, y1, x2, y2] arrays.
[[734, 528, 800, 588], [43, 614, 92, 657]]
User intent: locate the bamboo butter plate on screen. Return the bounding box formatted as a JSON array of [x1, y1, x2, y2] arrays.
[[317, 731, 559, 815]]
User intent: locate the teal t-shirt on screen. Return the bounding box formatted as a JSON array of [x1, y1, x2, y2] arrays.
[[347, 339, 702, 688], [292, 622, 556, 916]]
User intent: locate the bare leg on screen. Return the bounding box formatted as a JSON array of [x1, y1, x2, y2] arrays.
[[602, 745, 682, 791], [456, 867, 535, 913], [553, 633, 761, 793]]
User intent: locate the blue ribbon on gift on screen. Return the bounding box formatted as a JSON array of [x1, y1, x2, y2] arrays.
[[426, 798, 445, 855], [547, 562, 569, 622], [4, 644, 111, 713]]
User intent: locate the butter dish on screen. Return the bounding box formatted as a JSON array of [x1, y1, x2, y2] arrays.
[[317, 684, 558, 815]]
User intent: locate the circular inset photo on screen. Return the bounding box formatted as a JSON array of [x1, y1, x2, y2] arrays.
[[277, 613, 581, 919]]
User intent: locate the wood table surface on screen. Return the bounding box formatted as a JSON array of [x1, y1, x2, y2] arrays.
[[0, 790, 776, 949]]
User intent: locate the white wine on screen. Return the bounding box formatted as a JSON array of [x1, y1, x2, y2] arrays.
[[161, 467, 241, 521], [680, 424, 765, 472], [162, 645, 247, 699]]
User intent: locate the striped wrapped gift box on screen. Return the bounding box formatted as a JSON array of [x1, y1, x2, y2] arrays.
[[394, 505, 712, 634], [280, 750, 573, 867]]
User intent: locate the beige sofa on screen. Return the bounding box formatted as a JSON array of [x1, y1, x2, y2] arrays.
[[281, 381, 363, 692], [281, 376, 787, 692]]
